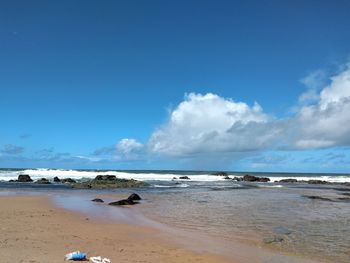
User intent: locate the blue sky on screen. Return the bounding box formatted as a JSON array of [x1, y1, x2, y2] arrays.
[[1, 0, 350, 172]]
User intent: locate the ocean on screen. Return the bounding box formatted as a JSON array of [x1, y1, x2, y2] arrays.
[[1, 168, 349, 263]]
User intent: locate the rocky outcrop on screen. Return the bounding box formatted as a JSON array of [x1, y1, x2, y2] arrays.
[[179, 176, 190, 180], [91, 198, 104, 203], [18, 174, 33, 182], [61, 178, 77, 183], [306, 180, 328, 184], [72, 175, 146, 189], [243, 174, 270, 182], [53, 176, 61, 182], [213, 172, 228, 176], [278, 179, 298, 183], [35, 178, 51, 184]]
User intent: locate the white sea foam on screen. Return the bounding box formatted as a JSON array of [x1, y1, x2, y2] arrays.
[[0, 169, 235, 182]]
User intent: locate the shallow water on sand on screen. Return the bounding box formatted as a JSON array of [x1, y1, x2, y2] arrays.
[[137, 183, 350, 263]]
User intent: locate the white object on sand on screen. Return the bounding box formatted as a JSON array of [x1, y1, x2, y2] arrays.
[[90, 256, 111, 263]]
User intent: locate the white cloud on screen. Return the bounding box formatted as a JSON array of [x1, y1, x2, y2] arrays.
[[116, 139, 144, 155], [296, 64, 350, 149], [148, 93, 274, 156], [147, 64, 350, 157]]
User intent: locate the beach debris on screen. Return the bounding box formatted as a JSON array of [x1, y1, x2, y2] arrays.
[[53, 176, 61, 182], [90, 256, 111, 263], [64, 251, 87, 261], [91, 198, 104, 203], [17, 174, 33, 182], [179, 176, 190, 180], [243, 174, 270, 182], [127, 193, 142, 201]]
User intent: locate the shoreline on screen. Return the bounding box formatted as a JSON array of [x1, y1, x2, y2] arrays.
[[0, 190, 325, 263]]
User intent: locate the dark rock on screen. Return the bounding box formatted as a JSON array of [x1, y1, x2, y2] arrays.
[[263, 236, 284, 244], [9, 180, 16, 182], [72, 178, 146, 189], [109, 199, 136, 206], [53, 176, 61, 182], [179, 176, 190, 180], [172, 177, 177, 180], [128, 193, 141, 201], [61, 178, 77, 183], [91, 198, 104, 203], [224, 176, 231, 180], [213, 172, 228, 176], [307, 180, 328, 184], [278, 179, 298, 183], [35, 178, 51, 184], [303, 195, 334, 202], [18, 174, 33, 182], [243, 174, 270, 182], [232, 177, 243, 181], [95, 175, 117, 181]]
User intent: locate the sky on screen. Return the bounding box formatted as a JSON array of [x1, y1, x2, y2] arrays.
[[1, 0, 350, 172]]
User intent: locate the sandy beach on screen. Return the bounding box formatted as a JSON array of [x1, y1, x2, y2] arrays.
[[0, 195, 231, 263]]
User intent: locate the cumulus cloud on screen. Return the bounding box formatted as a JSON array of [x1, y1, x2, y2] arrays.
[[1, 144, 24, 155], [148, 93, 272, 156], [295, 65, 350, 149], [146, 64, 350, 157]]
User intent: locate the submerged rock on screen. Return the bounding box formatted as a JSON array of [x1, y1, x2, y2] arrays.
[[273, 226, 292, 235], [18, 174, 33, 182], [91, 198, 104, 203], [127, 193, 141, 201], [179, 176, 190, 180], [109, 199, 136, 206], [35, 178, 51, 184], [243, 174, 270, 182], [303, 195, 334, 202]]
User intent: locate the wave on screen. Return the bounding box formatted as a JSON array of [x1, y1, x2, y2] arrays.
[[0, 169, 349, 183], [153, 184, 190, 188]]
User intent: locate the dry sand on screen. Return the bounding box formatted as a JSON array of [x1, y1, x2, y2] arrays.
[[0, 195, 231, 263]]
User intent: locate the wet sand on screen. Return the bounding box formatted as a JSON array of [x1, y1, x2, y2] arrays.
[[0, 195, 230, 263]]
